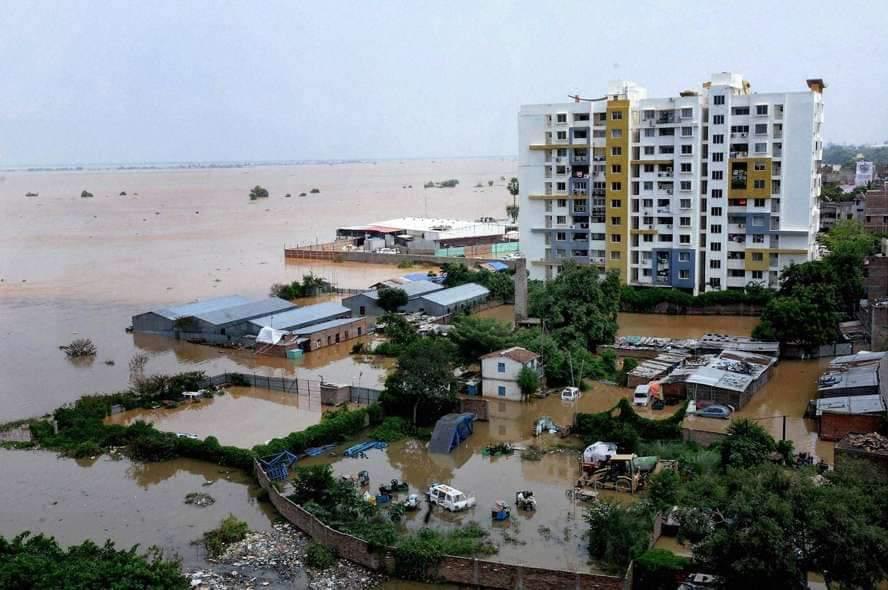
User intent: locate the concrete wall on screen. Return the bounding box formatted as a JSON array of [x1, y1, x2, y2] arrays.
[[301, 318, 368, 352], [342, 293, 385, 318], [285, 247, 514, 269], [482, 378, 522, 401], [681, 427, 728, 446], [459, 397, 489, 421]]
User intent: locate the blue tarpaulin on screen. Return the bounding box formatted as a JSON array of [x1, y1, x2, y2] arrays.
[[429, 413, 475, 454], [259, 450, 299, 481]]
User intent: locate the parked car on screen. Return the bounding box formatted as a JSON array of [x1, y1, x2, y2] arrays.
[[560, 386, 581, 401], [678, 573, 719, 590], [695, 404, 733, 419], [426, 483, 476, 511], [632, 384, 651, 407]]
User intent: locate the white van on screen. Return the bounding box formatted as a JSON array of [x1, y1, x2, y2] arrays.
[[426, 483, 476, 511], [632, 384, 651, 407], [560, 386, 581, 401]]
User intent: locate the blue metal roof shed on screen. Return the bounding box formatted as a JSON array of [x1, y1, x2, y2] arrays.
[[197, 298, 295, 327], [365, 279, 443, 300], [407, 283, 490, 316]]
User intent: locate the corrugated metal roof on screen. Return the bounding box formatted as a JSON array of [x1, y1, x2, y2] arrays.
[[198, 298, 295, 326], [419, 283, 490, 306], [366, 280, 444, 300], [816, 394, 885, 416], [250, 301, 350, 330], [154, 295, 250, 321], [293, 316, 363, 335]]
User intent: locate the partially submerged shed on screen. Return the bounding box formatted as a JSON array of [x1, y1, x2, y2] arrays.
[[429, 413, 475, 454], [405, 282, 490, 316], [343, 280, 444, 317]]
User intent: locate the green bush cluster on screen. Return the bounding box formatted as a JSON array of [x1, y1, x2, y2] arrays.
[[251, 405, 380, 458], [574, 399, 687, 452], [633, 549, 690, 590], [370, 416, 412, 442], [202, 514, 249, 557], [0, 532, 187, 589], [393, 524, 495, 581], [305, 542, 336, 569], [620, 285, 772, 313], [269, 274, 333, 300]]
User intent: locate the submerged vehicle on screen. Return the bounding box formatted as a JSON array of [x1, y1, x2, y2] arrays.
[[695, 404, 733, 419], [427, 483, 476, 511], [582, 441, 618, 471], [533, 416, 560, 436], [491, 500, 511, 521], [515, 490, 536, 511], [632, 384, 651, 407], [560, 386, 581, 401], [403, 494, 421, 511], [379, 479, 409, 495]]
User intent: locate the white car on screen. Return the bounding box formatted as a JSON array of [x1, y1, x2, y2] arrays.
[[632, 384, 651, 407], [426, 483, 476, 511], [560, 386, 581, 401]]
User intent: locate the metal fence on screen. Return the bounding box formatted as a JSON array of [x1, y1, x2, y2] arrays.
[[204, 372, 382, 406], [350, 386, 382, 405]]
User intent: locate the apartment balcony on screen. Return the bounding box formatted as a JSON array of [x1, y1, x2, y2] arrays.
[[773, 130, 783, 139], [731, 132, 749, 140], [773, 147, 782, 157], [727, 233, 747, 245], [729, 151, 749, 159], [657, 171, 674, 178]]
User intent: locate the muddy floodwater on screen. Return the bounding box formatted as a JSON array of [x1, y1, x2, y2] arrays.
[[0, 449, 274, 567], [107, 386, 328, 448]]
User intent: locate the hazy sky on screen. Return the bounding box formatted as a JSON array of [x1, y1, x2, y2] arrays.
[[1, 1, 886, 166]]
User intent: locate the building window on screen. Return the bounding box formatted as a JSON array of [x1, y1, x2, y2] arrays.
[[556, 215, 567, 224], [679, 270, 690, 279], [680, 217, 691, 227], [643, 181, 654, 191], [643, 164, 655, 173], [643, 146, 655, 155], [712, 134, 724, 144], [710, 259, 721, 269], [644, 128, 655, 137], [679, 235, 691, 244], [556, 113, 567, 123], [756, 104, 769, 116], [557, 199, 567, 207], [752, 270, 763, 280], [611, 182, 622, 191], [610, 251, 621, 259], [611, 234, 621, 243], [710, 242, 722, 251], [556, 232, 566, 241], [643, 234, 653, 242], [754, 143, 767, 153], [497, 362, 505, 373], [681, 107, 693, 118], [497, 385, 506, 397], [611, 147, 622, 156], [611, 199, 621, 207], [611, 129, 623, 138], [711, 207, 723, 216], [751, 252, 764, 262], [711, 152, 724, 162], [753, 234, 765, 244], [753, 179, 766, 189], [679, 252, 691, 262], [712, 171, 724, 180], [680, 181, 692, 191], [680, 163, 692, 173], [710, 224, 722, 233], [681, 144, 693, 155], [713, 114, 725, 125], [754, 198, 766, 207], [611, 111, 623, 120], [754, 161, 767, 172], [711, 189, 723, 199], [612, 164, 622, 173], [611, 216, 621, 225], [556, 131, 567, 140], [713, 95, 725, 105], [755, 123, 768, 135], [732, 106, 750, 115], [680, 198, 692, 208]]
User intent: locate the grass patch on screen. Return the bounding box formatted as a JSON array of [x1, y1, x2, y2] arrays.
[[202, 515, 248, 557]]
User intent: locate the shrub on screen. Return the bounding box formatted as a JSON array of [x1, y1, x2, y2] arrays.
[[60, 338, 97, 358], [305, 542, 336, 569], [633, 549, 690, 590], [585, 501, 653, 572], [370, 416, 411, 442], [202, 515, 249, 557]]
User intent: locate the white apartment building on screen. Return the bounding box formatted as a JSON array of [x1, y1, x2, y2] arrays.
[[518, 73, 825, 294]]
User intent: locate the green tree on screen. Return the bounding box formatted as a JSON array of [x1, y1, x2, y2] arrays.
[[377, 287, 408, 312], [249, 185, 269, 200], [506, 177, 519, 223], [447, 315, 512, 363], [516, 366, 540, 401], [719, 418, 775, 469], [820, 220, 880, 315], [0, 533, 187, 589], [584, 501, 652, 572], [528, 261, 621, 349], [381, 338, 457, 425]]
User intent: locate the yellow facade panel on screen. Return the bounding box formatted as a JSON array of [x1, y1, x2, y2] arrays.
[[728, 157, 772, 199], [605, 99, 630, 280]]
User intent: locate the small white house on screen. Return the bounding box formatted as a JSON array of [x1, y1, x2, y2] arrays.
[[481, 347, 541, 401]]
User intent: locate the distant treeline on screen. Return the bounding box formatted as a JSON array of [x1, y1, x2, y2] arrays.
[[824, 144, 888, 167], [620, 285, 773, 313]]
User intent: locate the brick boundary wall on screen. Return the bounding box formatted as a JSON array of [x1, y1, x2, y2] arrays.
[[254, 460, 628, 590]]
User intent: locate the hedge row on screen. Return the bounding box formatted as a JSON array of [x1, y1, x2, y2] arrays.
[[620, 285, 772, 313], [574, 399, 688, 452]]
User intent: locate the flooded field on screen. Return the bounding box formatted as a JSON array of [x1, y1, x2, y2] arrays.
[[107, 386, 327, 448], [0, 449, 274, 567]]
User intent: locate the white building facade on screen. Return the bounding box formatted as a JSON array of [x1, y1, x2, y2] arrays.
[[480, 347, 541, 401], [518, 73, 825, 293]]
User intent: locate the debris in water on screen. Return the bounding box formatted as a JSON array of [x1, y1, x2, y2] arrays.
[[184, 492, 216, 507]]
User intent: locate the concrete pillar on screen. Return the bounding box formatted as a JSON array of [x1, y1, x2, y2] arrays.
[[513, 258, 528, 322]]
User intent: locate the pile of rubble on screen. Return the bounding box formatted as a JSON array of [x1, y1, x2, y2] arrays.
[[184, 522, 383, 590], [845, 432, 888, 454]]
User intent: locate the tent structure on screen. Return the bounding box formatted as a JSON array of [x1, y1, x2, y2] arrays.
[[259, 450, 299, 481], [429, 413, 475, 454], [257, 326, 289, 345]]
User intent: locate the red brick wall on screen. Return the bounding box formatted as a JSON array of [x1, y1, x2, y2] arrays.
[[818, 413, 882, 442]]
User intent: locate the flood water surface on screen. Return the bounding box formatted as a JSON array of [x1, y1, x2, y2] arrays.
[[0, 449, 274, 567]]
